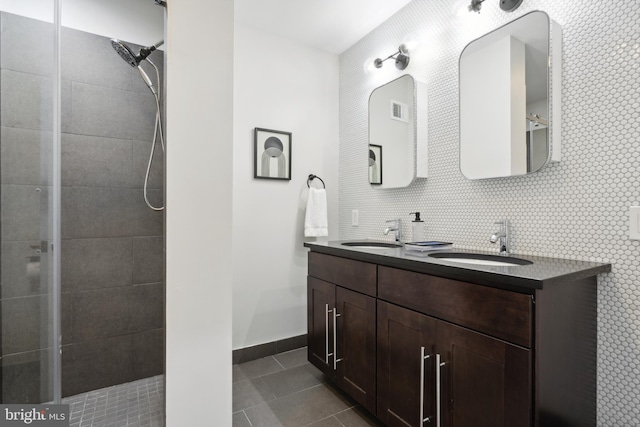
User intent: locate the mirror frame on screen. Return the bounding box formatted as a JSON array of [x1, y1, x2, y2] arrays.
[[458, 10, 562, 180]]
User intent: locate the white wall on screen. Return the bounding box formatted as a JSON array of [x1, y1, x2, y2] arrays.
[[0, 0, 52, 21], [0, 0, 163, 47], [165, 0, 233, 425], [232, 24, 339, 350]]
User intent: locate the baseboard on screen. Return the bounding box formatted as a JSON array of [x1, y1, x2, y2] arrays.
[[232, 334, 307, 365]]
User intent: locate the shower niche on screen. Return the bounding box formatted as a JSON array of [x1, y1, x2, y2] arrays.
[[459, 11, 562, 180]]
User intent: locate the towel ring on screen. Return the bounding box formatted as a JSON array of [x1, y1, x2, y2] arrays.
[[307, 174, 325, 189]]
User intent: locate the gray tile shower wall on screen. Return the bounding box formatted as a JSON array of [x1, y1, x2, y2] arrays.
[[339, 1, 639, 424], [0, 12, 165, 402]]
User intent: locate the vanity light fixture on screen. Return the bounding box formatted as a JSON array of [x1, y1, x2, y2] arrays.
[[374, 44, 410, 70], [468, 0, 484, 13], [468, 0, 523, 13], [499, 0, 524, 11]]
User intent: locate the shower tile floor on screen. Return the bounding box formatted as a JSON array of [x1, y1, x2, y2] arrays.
[[61, 375, 164, 427], [233, 347, 381, 426]]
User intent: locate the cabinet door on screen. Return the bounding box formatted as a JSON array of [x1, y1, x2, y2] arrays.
[[336, 287, 377, 414], [378, 301, 437, 427], [437, 321, 531, 427], [307, 277, 336, 379]]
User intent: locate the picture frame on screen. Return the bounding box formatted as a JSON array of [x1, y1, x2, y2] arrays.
[[369, 144, 382, 185], [254, 127, 292, 180]]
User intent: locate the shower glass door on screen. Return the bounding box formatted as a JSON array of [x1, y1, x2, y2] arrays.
[[1, 1, 165, 417], [0, 0, 61, 403]]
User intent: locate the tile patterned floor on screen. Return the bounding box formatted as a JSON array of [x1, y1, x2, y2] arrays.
[[60, 346, 377, 427], [233, 347, 382, 427], [61, 375, 164, 427]]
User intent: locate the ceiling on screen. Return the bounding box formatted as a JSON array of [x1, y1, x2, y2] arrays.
[[235, 0, 413, 55]]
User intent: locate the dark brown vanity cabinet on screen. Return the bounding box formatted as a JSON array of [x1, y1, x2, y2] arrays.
[[377, 301, 531, 427], [307, 253, 377, 414], [307, 249, 601, 427], [376, 268, 531, 427], [377, 300, 436, 426], [307, 276, 335, 377]]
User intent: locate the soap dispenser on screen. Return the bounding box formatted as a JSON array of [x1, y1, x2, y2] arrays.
[[409, 212, 424, 242]]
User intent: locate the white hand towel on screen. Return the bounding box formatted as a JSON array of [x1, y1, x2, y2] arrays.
[[304, 188, 328, 237]]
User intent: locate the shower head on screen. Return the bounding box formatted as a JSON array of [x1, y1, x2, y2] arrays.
[[111, 39, 140, 67], [110, 39, 164, 68]]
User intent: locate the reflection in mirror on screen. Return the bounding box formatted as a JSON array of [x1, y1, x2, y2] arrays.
[[459, 11, 561, 180], [369, 144, 383, 185], [527, 113, 548, 172], [368, 75, 421, 188]]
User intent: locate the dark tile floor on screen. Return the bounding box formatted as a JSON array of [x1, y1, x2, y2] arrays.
[[61, 375, 164, 426], [233, 347, 382, 427]]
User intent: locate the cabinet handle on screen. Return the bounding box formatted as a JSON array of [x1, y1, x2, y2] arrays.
[[420, 346, 432, 426], [325, 304, 331, 364], [333, 309, 342, 370], [436, 353, 446, 427]]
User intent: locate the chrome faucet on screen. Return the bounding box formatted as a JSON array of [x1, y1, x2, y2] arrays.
[[490, 219, 511, 255], [384, 219, 402, 243]]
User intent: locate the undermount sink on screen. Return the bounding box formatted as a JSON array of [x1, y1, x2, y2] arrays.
[[428, 252, 533, 267], [342, 241, 402, 249]]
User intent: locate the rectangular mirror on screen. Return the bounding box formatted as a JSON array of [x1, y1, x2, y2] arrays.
[[368, 74, 427, 188], [459, 10, 562, 180]]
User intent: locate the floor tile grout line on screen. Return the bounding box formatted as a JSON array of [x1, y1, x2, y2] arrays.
[[278, 347, 306, 356], [272, 355, 287, 371], [234, 357, 289, 383], [234, 388, 277, 413], [236, 381, 328, 413], [303, 414, 342, 427], [333, 406, 358, 416], [271, 348, 308, 369], [241, 410, 254, 427], [269, 380, 331, 401], [330, 406, 362, 426]]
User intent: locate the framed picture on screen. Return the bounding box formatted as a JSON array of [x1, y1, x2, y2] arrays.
[[369, 144, 382, 185], [254, 128, 292, 180]]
